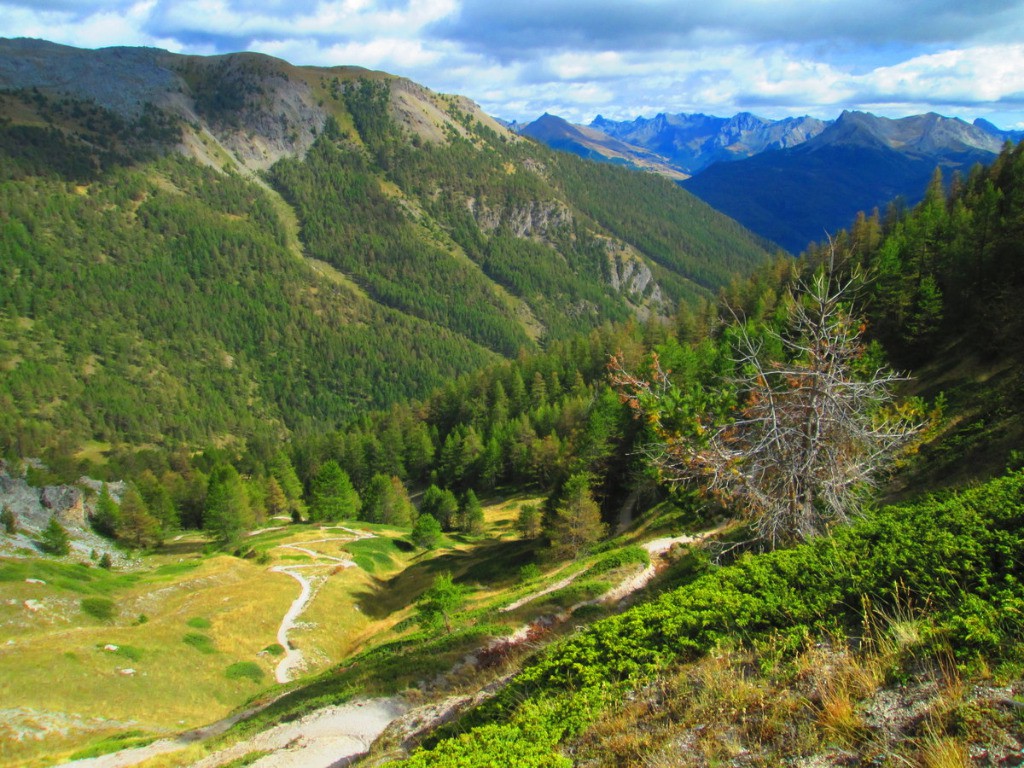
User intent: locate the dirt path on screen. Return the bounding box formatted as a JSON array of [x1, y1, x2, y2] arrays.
[[597, 531, 708, 604], [191, 698, 408, 768], [269, 566, 314, 683], [499, 573, 575, 613], [500, 529, 717, 614], [269, 540, 360, 683]]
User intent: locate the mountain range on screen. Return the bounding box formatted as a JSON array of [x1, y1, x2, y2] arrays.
[[517, 108, 1021, 253]]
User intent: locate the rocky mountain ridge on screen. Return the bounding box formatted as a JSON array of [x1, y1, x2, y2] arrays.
[[589, 110, 829, 175]]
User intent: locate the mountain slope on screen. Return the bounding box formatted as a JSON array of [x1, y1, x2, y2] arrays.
[[0, 39, 770, 458], [519, 113, 688, 180], [682, 111, 1001, 253]]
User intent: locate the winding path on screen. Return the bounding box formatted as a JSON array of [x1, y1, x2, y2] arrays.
[[269, 539, 361, 683]]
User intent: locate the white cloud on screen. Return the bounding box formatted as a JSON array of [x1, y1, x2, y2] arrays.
[[1, 0, 1023, 126]]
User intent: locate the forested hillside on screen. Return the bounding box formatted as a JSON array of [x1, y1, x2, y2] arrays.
[[361, 139, 1024, 768], [0, 42, 770, 465]]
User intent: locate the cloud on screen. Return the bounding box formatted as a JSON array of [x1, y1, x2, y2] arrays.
[[1, 0, 1023, 127], [428, 0, 1024, 60]]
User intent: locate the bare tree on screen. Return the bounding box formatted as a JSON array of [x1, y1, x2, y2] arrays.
[[613, 268, 923, 548]]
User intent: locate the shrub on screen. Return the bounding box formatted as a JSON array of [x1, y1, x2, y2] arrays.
[[81, 597, 116, 622], [39, 516, 71, 556], [225, 661, 264, 683], [263, 643, 285, 656], [586, 545, 650, 576], [1, 505, 17, 534], [187, 616, 212, 629], [183, 632, 216, 654], [520, 563, 541, 582]]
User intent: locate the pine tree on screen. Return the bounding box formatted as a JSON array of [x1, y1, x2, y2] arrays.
[[92, 483, 121, 539], [1, 505, 17, 535], [517, 503, 542, 539], [415, 572, 468, 634], [411, 513, 442, 549], [204, 464, 249, 548], [40, 516, 70, 556], [270, 451, 306, 519], [459, 489, 484, 535], [310, 460, 361, 522], [546, 473, 606, 559], [421, 484, 459, 530], [361, 473, 414, 527], [265, 476, 288, 519], [117, 486, 162, 550]]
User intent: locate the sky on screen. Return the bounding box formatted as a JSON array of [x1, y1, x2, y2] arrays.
[[3, 0, 1024, 129]]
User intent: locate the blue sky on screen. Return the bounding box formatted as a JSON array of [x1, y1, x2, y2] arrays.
[[3, 0, 1024, 128]]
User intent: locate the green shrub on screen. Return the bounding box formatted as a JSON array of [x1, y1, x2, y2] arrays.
[[586, 545, 650, 576], [115, 645, 144, 661], [187, 616, 212, 629], [519, 563, 541, 582], [225, 661, 265, 683], [183, 632, 216, 654], [541, 580, 611, 609], [263, 643, 285, 656], [81, 597, 116, 622]]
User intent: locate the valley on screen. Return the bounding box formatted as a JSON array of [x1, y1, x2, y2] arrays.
[[1, 36, 1024, 768], [1, 492, 710, 767]]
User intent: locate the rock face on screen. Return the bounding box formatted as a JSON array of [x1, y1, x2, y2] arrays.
[[0, 462, 129, 564], [40, 486, 85, 527], [468, 198, 573, 239]]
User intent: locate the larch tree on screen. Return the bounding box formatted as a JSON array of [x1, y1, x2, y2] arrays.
[[546, 473, 607, 559], [204, 464, 249, 548], [117, 485, 163, 550], [613, 266, 923, 549], [310, 460, 361, 522]]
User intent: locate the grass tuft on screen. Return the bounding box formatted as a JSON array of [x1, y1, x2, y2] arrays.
[[183, 632, 216, 654]]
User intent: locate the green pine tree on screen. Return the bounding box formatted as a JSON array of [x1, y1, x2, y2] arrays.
[[310, 460, 361, 522], [40, 516, 71, 556], [204, 464, 249, 548], [546, 473, 607, 560]]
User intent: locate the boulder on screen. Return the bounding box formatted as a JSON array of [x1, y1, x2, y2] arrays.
[[41, 486, 86, 526]]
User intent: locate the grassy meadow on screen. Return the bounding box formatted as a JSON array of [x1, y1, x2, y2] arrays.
[[0, 494, 569, 767]]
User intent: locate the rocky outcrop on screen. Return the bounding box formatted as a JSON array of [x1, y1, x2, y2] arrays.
[[605, 241, 667, 318], [40, 485, 85, 527], [467, 198, 572, 238], [0, 462, 129, 564]]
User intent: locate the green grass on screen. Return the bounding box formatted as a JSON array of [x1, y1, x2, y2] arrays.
[[80, 596, 117, 621], [0, 560, 138, 594], [343, 537, 404, 573], [187, 616, 212, 629], [68, 731, 156, 760], [108, 644, 144, 662], [225, 661, 264, 683], [586, 545, 650, 576], [151, 560, 202, 578], [183, 632, 216, 654]]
